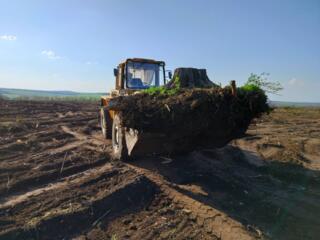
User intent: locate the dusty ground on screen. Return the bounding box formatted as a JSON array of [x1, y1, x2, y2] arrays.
[[0, 100, 319, 240]]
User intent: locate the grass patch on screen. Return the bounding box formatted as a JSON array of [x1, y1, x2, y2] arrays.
[[144, 77, 181, 96], [0, 88, 104, 101], [240, 84, 261, 92], [143, 86, 181, 96], [12, 96, 100, 102]]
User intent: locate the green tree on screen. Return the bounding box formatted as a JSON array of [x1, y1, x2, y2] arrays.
[[246, 72, 283, 94]]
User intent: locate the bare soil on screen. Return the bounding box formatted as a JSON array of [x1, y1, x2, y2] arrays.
[[0, 100, 319, 240]]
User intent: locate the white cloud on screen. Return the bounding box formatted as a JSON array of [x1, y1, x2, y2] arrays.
[[288, 78, 304, 86], [41, 50, 61, 60], [86, 61, 98, 65], [0, 35, 17, 41]]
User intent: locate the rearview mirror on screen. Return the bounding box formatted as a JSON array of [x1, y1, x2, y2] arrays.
[[113, 68, 118, 77], [168, 71, 172, 79]]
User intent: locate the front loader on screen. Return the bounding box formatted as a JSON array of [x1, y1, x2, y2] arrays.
[[100, 58, 171, 160]]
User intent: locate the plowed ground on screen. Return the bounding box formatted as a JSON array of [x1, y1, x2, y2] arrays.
[[0, 100, 319, 240]]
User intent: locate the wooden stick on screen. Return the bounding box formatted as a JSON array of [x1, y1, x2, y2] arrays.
[[60, 152, 68, 174], [92, 209, 111, 227], [230, 80, 237, 97]]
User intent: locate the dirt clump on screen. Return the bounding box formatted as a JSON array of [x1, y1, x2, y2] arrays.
[[108, 68, 269, 153]]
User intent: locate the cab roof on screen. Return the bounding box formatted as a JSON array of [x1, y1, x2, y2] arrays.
[[119, 58, 165, 66]]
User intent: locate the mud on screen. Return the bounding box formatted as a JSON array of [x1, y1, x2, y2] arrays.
[[0, 100, 320, 240]]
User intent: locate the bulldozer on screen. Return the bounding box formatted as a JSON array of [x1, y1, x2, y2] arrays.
[[100, 58, 171, 160]]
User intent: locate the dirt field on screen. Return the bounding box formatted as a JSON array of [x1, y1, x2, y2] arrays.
[[0, 99, 319, 240]]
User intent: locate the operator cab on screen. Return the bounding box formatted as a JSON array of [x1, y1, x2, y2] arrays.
[[114, 58, 170, 91]]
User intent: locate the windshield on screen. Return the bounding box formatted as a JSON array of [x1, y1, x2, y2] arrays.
[[126, 62, 163, 89]]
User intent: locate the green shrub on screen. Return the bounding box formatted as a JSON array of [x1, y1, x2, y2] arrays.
[[240, 84, 261, 92], [246, 73, 283, 94]]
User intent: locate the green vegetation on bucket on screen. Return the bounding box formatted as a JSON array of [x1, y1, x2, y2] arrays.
[[144, 76, 181, 96], [240, 84, 261, 92], [245, 73, 283, 94]]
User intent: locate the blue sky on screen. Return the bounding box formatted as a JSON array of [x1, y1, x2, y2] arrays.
[[0, 0, 319, 102]]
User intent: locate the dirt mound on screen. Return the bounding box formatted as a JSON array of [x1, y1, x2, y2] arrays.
[[109, 87, 269, 152]]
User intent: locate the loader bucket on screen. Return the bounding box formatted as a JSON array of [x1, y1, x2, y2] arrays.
[[124, 128, 174, 157]]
